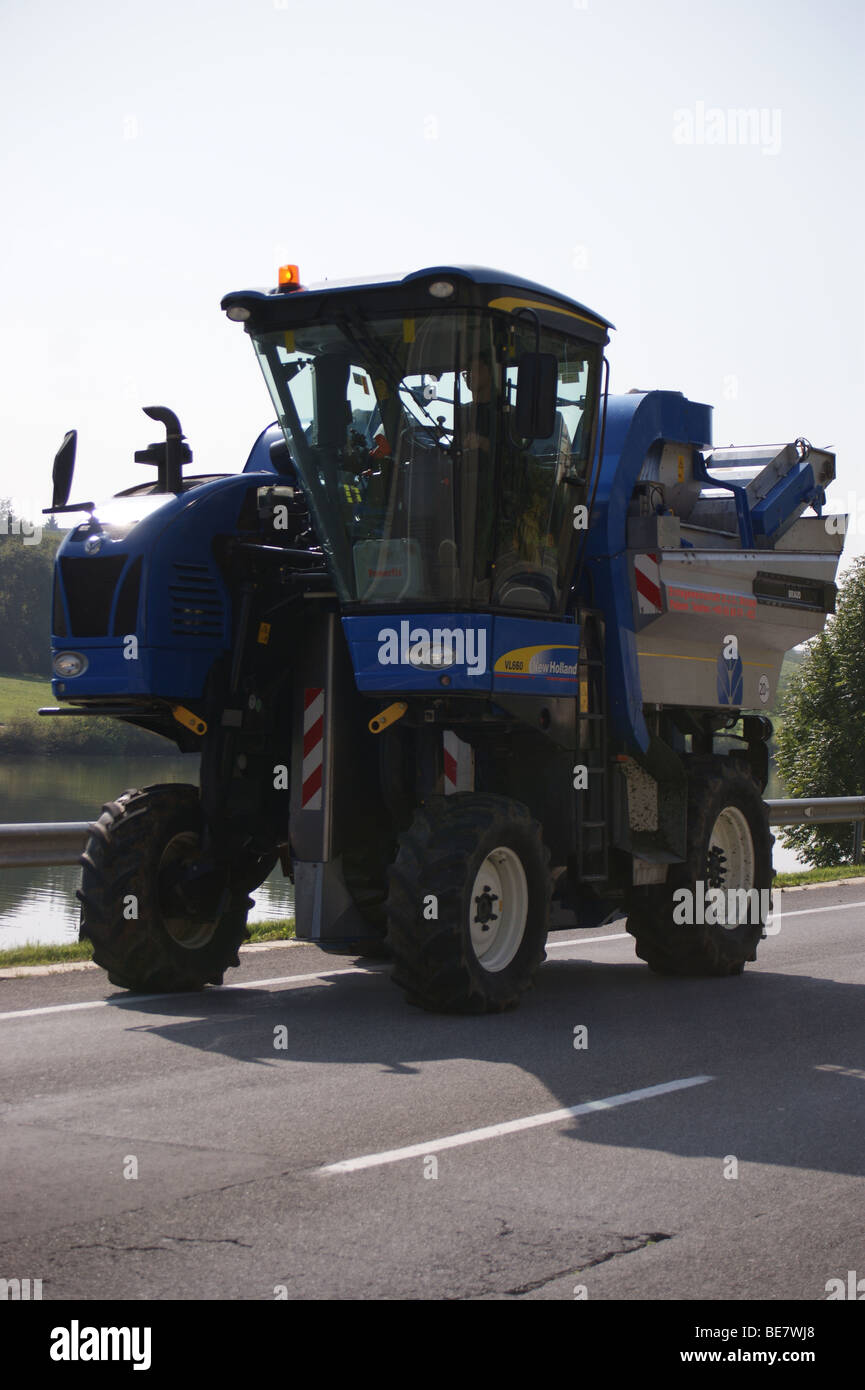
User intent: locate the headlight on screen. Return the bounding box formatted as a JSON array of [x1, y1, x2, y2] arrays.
[[53, 652, 88, 678], [408, 646, 457, 670]]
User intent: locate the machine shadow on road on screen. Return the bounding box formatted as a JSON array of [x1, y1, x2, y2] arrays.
[[114, 948, 865, 1179]]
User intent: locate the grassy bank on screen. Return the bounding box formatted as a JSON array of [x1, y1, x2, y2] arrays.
[[0, 673, 168, 754], [771, 863, 865, 887], [0, 917, 296, 969]]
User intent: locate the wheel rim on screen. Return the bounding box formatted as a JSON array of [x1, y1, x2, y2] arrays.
[[469, 847, 528, 972], [706, 806, 756, 923], [158, 831, 221, 951]]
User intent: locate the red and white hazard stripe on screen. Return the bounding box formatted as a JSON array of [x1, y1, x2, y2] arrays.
[[302, 687, 324, 810], [634, 552, 663, 615], [443, 730, 474, 794]]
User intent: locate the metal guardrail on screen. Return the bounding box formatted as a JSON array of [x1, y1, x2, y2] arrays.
[[0, 799, 863, 869], [765, 797, 865, 863], [765, 796, 865, 825], [0, 822, 90, 869]]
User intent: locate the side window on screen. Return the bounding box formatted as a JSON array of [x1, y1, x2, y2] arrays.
[[494, 334, 594, 611]]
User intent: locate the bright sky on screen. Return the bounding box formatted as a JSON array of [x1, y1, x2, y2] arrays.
[[2, 0, 863, 561]]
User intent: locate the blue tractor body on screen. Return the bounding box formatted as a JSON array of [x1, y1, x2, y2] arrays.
[[43, 265, 840, 1010]]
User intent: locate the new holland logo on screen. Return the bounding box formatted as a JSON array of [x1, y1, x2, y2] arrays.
[[377, 622, 487, 677], [493, 644, 580, 679]]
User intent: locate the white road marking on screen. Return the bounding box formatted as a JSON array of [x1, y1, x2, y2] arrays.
[[545, 900, 865, 942], [776, 899, 865, 918], [0, 998, 111, 1022], [319, 1075, 714, 1174], [0, 965, 378, 1022], [546, 932, 629, 949], [222, 966, 380, 989]]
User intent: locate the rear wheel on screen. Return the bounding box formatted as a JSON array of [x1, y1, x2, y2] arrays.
[[385, 794, 551, 1013], [626, 762, 771, 976], [78, 784, 256, 992]]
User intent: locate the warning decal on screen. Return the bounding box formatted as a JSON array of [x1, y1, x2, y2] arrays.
[[301, 687, 324, 810], [634, 553, 663, 614]]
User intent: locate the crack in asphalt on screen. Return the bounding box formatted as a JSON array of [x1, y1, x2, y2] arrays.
[[0, 1167, 299, 1257], [469, 1231, 674, 1298], [68, 1235, 253, 1253]]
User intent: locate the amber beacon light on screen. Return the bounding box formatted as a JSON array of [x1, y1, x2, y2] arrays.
[[278, 263, 302, 291]]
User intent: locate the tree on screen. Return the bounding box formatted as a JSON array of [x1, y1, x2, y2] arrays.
[[0, 499, 64, 677], [774, 557, 865, 866]]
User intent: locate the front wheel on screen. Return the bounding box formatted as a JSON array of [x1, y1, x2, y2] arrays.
[[78, 784, 255, 992], [385, 794, 551, 1013], [626, 762, 772, 976]]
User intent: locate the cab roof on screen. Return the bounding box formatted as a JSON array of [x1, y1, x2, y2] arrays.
[[221, 264, 614, 341]]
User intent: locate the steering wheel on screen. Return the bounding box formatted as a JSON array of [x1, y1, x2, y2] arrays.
[[415, 422, 455, 453]]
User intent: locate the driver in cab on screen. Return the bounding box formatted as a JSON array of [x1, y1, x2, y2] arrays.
[[462, 357, 494, 454]]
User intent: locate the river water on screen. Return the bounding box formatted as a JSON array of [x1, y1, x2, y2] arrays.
[[0, 756, 295, 951], [0, 756, 807, 951]]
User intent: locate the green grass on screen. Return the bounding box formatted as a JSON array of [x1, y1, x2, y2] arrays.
[[0, 939, 95, 967], [0, 673, 52, 721], [244, 919, 296, 944], [0, 917, 295, 969], [771, 863, 865, 887], [0, 672, 168, 754]]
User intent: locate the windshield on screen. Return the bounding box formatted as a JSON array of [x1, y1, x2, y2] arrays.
[[252, 309, 598, 611]]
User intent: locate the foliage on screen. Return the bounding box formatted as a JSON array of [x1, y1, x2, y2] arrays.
[[772, 647, 804, 706], [774, 557, 865, 866], [0, 500, 64, 678], [0, 713, 169, 756]]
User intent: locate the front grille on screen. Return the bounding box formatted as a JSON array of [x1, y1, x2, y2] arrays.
[[52, 574, 67, 637], [113, 556, 142, 636], [59, 556, 127, 636], [169, 563, 224, 637]]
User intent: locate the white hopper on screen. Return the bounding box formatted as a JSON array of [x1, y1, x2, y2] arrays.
[[627, 440, 842, 711]]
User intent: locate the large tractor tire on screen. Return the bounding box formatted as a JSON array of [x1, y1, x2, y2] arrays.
[[78, 784, 261, 992], [385, 793, 551, 1013], [626, 762, 772, 977]]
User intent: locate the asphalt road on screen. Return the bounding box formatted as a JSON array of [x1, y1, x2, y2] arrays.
[[1, 880, 863, 1302]]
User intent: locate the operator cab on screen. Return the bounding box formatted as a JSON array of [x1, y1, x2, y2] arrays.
[[222, 266, 612, 616]]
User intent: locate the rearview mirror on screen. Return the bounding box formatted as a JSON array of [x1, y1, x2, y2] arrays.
[[515, 353, 557, 439], [50, 430, 78, 510]]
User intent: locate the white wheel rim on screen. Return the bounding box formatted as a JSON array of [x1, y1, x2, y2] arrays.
[[707, 806, 756, 924], [469, 847, 528, 972]]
